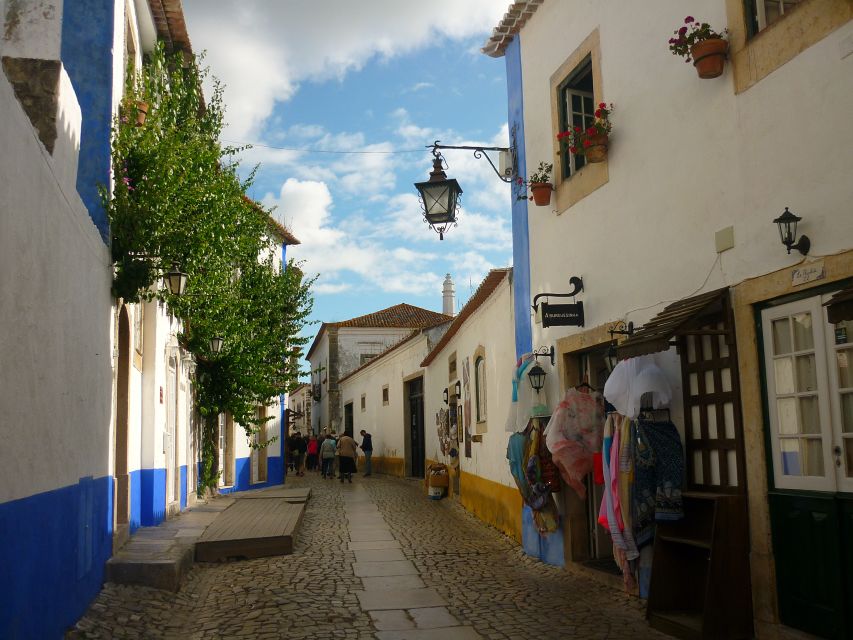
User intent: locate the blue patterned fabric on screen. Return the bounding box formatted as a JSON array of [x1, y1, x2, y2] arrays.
[[633, 420, 684, 547]]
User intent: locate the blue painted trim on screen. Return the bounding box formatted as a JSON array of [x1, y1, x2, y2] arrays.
[[140, 468, 166, 526], [218, 456, 284, 494], [129, 468, 142, 533], [0, 476, 113, 639], [505, 38, 533, 358], [179, 465, 188, 510], [60, 0, 115, 242]]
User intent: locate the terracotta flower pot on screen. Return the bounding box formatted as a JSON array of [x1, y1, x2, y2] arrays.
[[529, 182, 553, 206], [584, 133, 609, 163], [691, 38, 728, 79], [135, 101, 148, 126]]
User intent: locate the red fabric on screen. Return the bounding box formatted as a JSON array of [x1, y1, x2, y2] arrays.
[[593, 452, 604, 485]]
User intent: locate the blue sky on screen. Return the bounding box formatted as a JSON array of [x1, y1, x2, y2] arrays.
[[183, 1, 513, 369]]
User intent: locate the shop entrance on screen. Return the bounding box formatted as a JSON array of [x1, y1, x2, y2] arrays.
[[406, 377, 425, 478], [563, 346, 616, 571], [761, 291, 853, 639]]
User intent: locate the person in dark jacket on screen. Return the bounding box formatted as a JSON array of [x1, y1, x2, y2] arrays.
[[359, 429, 373, 477]]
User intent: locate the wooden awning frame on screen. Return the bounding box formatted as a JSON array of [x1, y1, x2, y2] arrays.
[[824, 285, 853, 324], [617, 287, 731, 359]]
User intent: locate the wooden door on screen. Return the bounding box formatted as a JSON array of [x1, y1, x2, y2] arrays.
[[408, 377, 425, 478]]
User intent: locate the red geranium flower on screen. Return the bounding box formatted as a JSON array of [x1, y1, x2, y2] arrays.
[[586, 126, 596, 136], [583, 139, 592, 148], [569, 146, 578, 154], [574, 126, 582, 132], [685, 16, 694, 23], [599, 102, 607, 109], [678, 26, 688, 35], [594, 109, 602, 118]]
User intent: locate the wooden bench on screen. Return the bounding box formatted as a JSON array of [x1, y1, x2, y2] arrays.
[[194, 498, 305, 562], [236, 487, 311, 503]]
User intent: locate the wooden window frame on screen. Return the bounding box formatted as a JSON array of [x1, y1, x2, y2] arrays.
[[549, 29, 608, 213]]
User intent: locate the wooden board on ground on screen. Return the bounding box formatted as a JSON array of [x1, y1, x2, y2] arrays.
[[236, 487, 311, 503], [195, 499, 305, 562]]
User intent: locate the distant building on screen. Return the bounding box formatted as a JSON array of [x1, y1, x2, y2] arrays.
[[306, 304, 452, 436]]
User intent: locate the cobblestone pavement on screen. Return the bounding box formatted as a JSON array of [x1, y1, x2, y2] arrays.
[[69, 473, 670, 639]]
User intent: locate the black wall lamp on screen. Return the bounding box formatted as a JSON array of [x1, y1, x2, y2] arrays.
[[605, 321, 634, 372], [209, 335, 224, 355], [528, 363, 546, 394], [443, 387, 449, 405], [773, 207, 810, 255], [414, 131, 518, 240], [532, 345, 555, 366], [455, 380, 461, 398], [165, 263, 188, 296]]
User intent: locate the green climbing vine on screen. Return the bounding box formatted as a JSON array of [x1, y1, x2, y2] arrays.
[[103, 44, 313, 495]]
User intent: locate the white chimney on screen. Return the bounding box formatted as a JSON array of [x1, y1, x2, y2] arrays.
[[442, 274, 455, 316]]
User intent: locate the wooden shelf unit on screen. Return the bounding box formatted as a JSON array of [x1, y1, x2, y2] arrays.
[[647, 492, 753, 640]]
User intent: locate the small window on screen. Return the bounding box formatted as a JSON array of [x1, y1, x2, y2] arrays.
[[558, 57, 595, 180], [382, 385, 389, 405], [475, 356, 487, 422], [360, 393, 366, 412], [449, 352, 457, 379], [746, 0, 803, 35]]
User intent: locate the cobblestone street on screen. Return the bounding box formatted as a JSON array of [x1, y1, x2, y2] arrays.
[[69, 474, 669, 639]]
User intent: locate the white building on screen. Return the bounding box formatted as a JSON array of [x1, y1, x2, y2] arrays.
[[288, 383, 312, 435], [478, 1, 853, 638], [306, 303, 452, 436]]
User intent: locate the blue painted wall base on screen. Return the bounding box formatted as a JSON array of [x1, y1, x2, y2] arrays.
[[218, 455, 284, 494], [140, 468, 166, 526], [0, 476, 112, 639]]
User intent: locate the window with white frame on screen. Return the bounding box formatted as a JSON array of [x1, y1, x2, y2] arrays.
[[761, 294, 853, 493], [558, 57, 595, 179], [475, 356, 487, 423], [746, 0, 803, 34]]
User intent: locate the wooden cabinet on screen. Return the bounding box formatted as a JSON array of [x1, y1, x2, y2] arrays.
[[647, 492, 752, 639]]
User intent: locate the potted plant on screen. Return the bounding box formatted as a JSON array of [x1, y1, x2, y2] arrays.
[[557, 102, 613, 164], [526, 162, 553, 206], [669, 16, 728, 79]]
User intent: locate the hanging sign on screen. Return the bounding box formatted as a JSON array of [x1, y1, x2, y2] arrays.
[[541, 301, 584, 327]]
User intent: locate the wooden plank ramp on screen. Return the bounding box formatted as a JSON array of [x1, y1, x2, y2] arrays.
[[195, 498, 305, 562], [236, 487, 311, 503]]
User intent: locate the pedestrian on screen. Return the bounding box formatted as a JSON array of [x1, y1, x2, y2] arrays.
[[319, 433, 337, 479], [336, 432, 358, 483], [359, 429, 373, 477], [306, 434, 319, 472], [292, 432, 307, 477]]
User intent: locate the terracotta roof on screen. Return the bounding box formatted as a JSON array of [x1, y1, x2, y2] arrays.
[[266, 216, 300, 245], [306, 304, 452, 361], [421, 268, 511, 367], [338, 331, 423, 384], [147, 0, 192, 54], [482, 1, 544, 58]]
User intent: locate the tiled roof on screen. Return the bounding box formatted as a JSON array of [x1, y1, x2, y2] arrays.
[[481, 1, 544, 58], [306, 304, 452, 361], [241, 196, 301, 245], [148, 0, 193, 54], [421, 268, 511, 366], [338, 303, 451, 329], [338, 331, 423, 384]]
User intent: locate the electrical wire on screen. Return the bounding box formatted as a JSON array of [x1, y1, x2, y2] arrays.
[[221, 140, 425, 154], [623, 253, 723, 320]]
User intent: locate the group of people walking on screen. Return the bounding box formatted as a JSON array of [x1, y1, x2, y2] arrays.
[[287, 429, 373, 483]]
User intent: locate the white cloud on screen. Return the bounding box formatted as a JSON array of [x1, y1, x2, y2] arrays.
[[183, 0, 509, 140], [313, 281, 352, 295]]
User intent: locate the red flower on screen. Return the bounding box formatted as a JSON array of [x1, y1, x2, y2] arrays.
[[583, 139, 592, 148], [599, 102, 607, 109], [685, 16, 694, 23], [594, 109, 602, 118], [569, 146, 578, 154], [586, 126, 596, 136], [678, 26, 688, 35], [574, 126, 582, 132]]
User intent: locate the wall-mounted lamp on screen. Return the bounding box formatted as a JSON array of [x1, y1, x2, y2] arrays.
[[532, 345, 555, 366], [455, 380, 461, 398], [209, 335, 224, 355], [527, 363, 546, 394], [443, 387, 449, 405], [165, 263, 188, 296], [773, 207, 810, 255], [414, 133, 518, 240], [605, 321, 634, 372]]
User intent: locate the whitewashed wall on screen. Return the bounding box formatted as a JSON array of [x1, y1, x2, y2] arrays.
[[518, 1, 853, 406], [339, 334, 430, 462], [424, 277, 517, 487], [338, 327, 413, 378], [0, 66, 112, 501], [308, 331, 329, 433]]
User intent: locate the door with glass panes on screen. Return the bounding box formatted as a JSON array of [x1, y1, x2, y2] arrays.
[[761, 293, 853, 639]]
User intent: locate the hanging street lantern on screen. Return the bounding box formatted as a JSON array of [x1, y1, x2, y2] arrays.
[[527, 363, 546, 394], [414, 147, 462, 240], [165, 263, 188, 296], [772, 207, 810, 255], [209, 335, 224, 355]]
